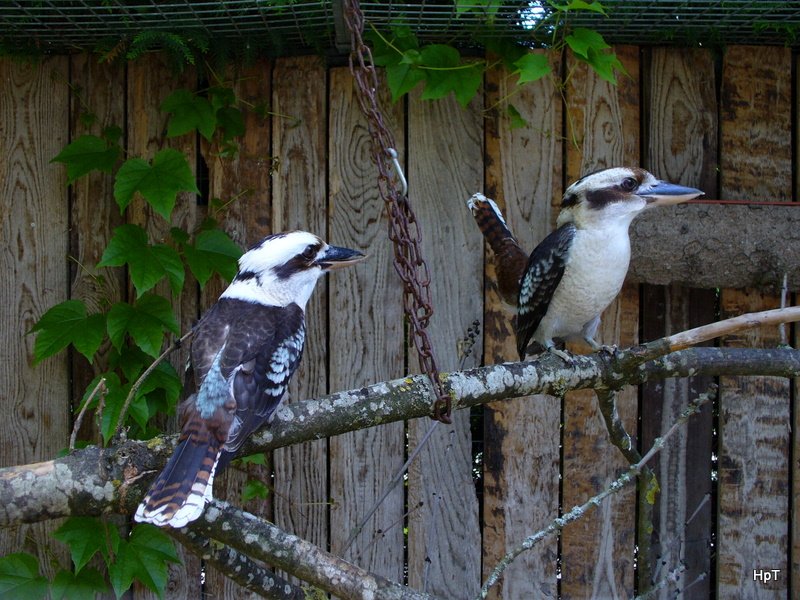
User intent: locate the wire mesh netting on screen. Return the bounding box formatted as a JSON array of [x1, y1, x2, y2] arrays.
[[2, 1, 800, 57]]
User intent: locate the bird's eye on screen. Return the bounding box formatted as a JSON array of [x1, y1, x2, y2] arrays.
[[301, 246, 317, 261], [621, 177, 638, 191]]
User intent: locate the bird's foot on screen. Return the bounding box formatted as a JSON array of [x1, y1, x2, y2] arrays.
[[548, 346, 575, 366]]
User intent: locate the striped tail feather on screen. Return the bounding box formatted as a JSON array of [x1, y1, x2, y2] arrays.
[[134, 434, 221, 528], [467, 193, 529, 306]]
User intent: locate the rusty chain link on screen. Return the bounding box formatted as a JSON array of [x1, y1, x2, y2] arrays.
[[343, 0, 452, 423]]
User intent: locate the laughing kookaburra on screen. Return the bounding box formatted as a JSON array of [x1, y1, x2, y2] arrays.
[[468, 167, 703, 361], [134, 231, 365, 528]]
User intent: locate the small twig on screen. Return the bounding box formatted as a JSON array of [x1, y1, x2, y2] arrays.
[[666, 306, 800, 351], [70, 377, 107, 451], [114, 330, 194, 436], [634, 562, 686, 600], [779, 274, 789, 346], [342, 321, 479, 554], [476, 385, 718, 599], [343, 420, 439, 553]]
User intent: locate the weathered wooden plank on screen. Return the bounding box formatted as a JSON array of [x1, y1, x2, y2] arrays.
[[481, 52, 562, 599], [718, 45, 791, 599], [200, 60, 274, 600], [794, 374, 800, 597], [630, 203, 800, 292], [639, 47, 718, 599], [271, 55, 329, 557], [561, 45, 640, 599], [327, 67, 406, 582], [405, 90, 483, 598], [68, 54, 126, 445], [0, 56, 70, 576], [127, 53, 202, 599]]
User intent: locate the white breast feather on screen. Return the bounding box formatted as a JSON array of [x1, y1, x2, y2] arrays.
[[534, 225, 631, 344]]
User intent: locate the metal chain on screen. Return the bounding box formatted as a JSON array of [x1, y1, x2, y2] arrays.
[[343, 0, 452, 423]]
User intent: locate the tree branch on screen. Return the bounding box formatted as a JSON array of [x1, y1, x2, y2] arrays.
[[476, 385, 718, 599], [1, 346, 799, 526], [190, 500, 436, 600], [170, 527, 306, 600]]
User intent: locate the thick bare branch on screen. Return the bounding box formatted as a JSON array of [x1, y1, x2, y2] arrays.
[[190, 500, 436, 600], [1, 346, 799, 527], [170, 527, 306, 600]]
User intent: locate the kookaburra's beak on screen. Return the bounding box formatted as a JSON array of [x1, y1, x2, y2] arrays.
[[640, 181, 704, 207], [316, 245, 367, 270]]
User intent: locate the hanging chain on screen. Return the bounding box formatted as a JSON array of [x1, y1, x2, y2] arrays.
[[343, 0, 452, 423]]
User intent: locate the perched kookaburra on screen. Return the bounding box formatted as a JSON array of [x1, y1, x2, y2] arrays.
[[468, 167, 703, 361], [135, 231, 365, 527]]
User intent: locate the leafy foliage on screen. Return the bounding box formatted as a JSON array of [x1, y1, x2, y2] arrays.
[[29, 300, 106, 364], [368, 0, 625, 126], [32, 77, 251, 597], [0, 553, 48, 599], [114, 148, 199, 220]]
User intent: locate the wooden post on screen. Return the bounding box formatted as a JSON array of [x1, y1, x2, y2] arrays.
[[271, 55, 330, 561], [405, 89, 483, 597], [718, 45, 792, 599], [200, 60, 274, 599], [127, 53, 202, 598], [639, 47, 718, 598], [481, 51, 562, 599], [560, 45, 640, 599], [327, 67, 406, 581]]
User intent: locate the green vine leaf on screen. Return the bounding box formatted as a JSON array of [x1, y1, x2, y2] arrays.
[[565, 27, 610, 59], [0, 553, 48, 599], [161, 89, 216, 141], [51, 134, 121, 184], [106, 294, 179, 358], [182, 228, 243, 287], [50, 567, 107, 600], [551, 0, 608, 16], [506, 104, 529, 129], [513, 53, 552, 84], [419, 45, 483, 106], [455, 0, 503, 21], [29, 300, 106, 364], [109, 525, 179, 599], [114, 148, 199, 220], [99, 224, 185, 297], [242, 478, 270, 502], [584, 46, 627, 84], [53, 517, 108, 573]]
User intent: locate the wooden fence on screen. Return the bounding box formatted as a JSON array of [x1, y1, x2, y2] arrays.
[[0, 45, 797, 599]]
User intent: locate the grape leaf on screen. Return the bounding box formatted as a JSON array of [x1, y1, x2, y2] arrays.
[[106, 295, 179, 358], [98, 224, 185, 296], [0, 553, 48, 600], [114, 148, 199, 220], [50, 567, 107, 600], [182, 229, 243, 287], [418, 45, 483, 106], [109, 525, 179, 599], [242, 478, 270, 502], [584, 46, 627, 84], [386, 62, 426, 102], [565, 27, 611, 60], [29, 300, 106, 363], [216, 106, 245, 141], [53, 517, 107, 572], [551, 0, 607, 15], [161, 89, 216, 141], [506, 104, 529, 129], [513, 53, 552, 84], [51, 135, 121, 184]]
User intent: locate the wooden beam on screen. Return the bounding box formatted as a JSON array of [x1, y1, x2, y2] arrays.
[[630, 203, 800, 292]]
